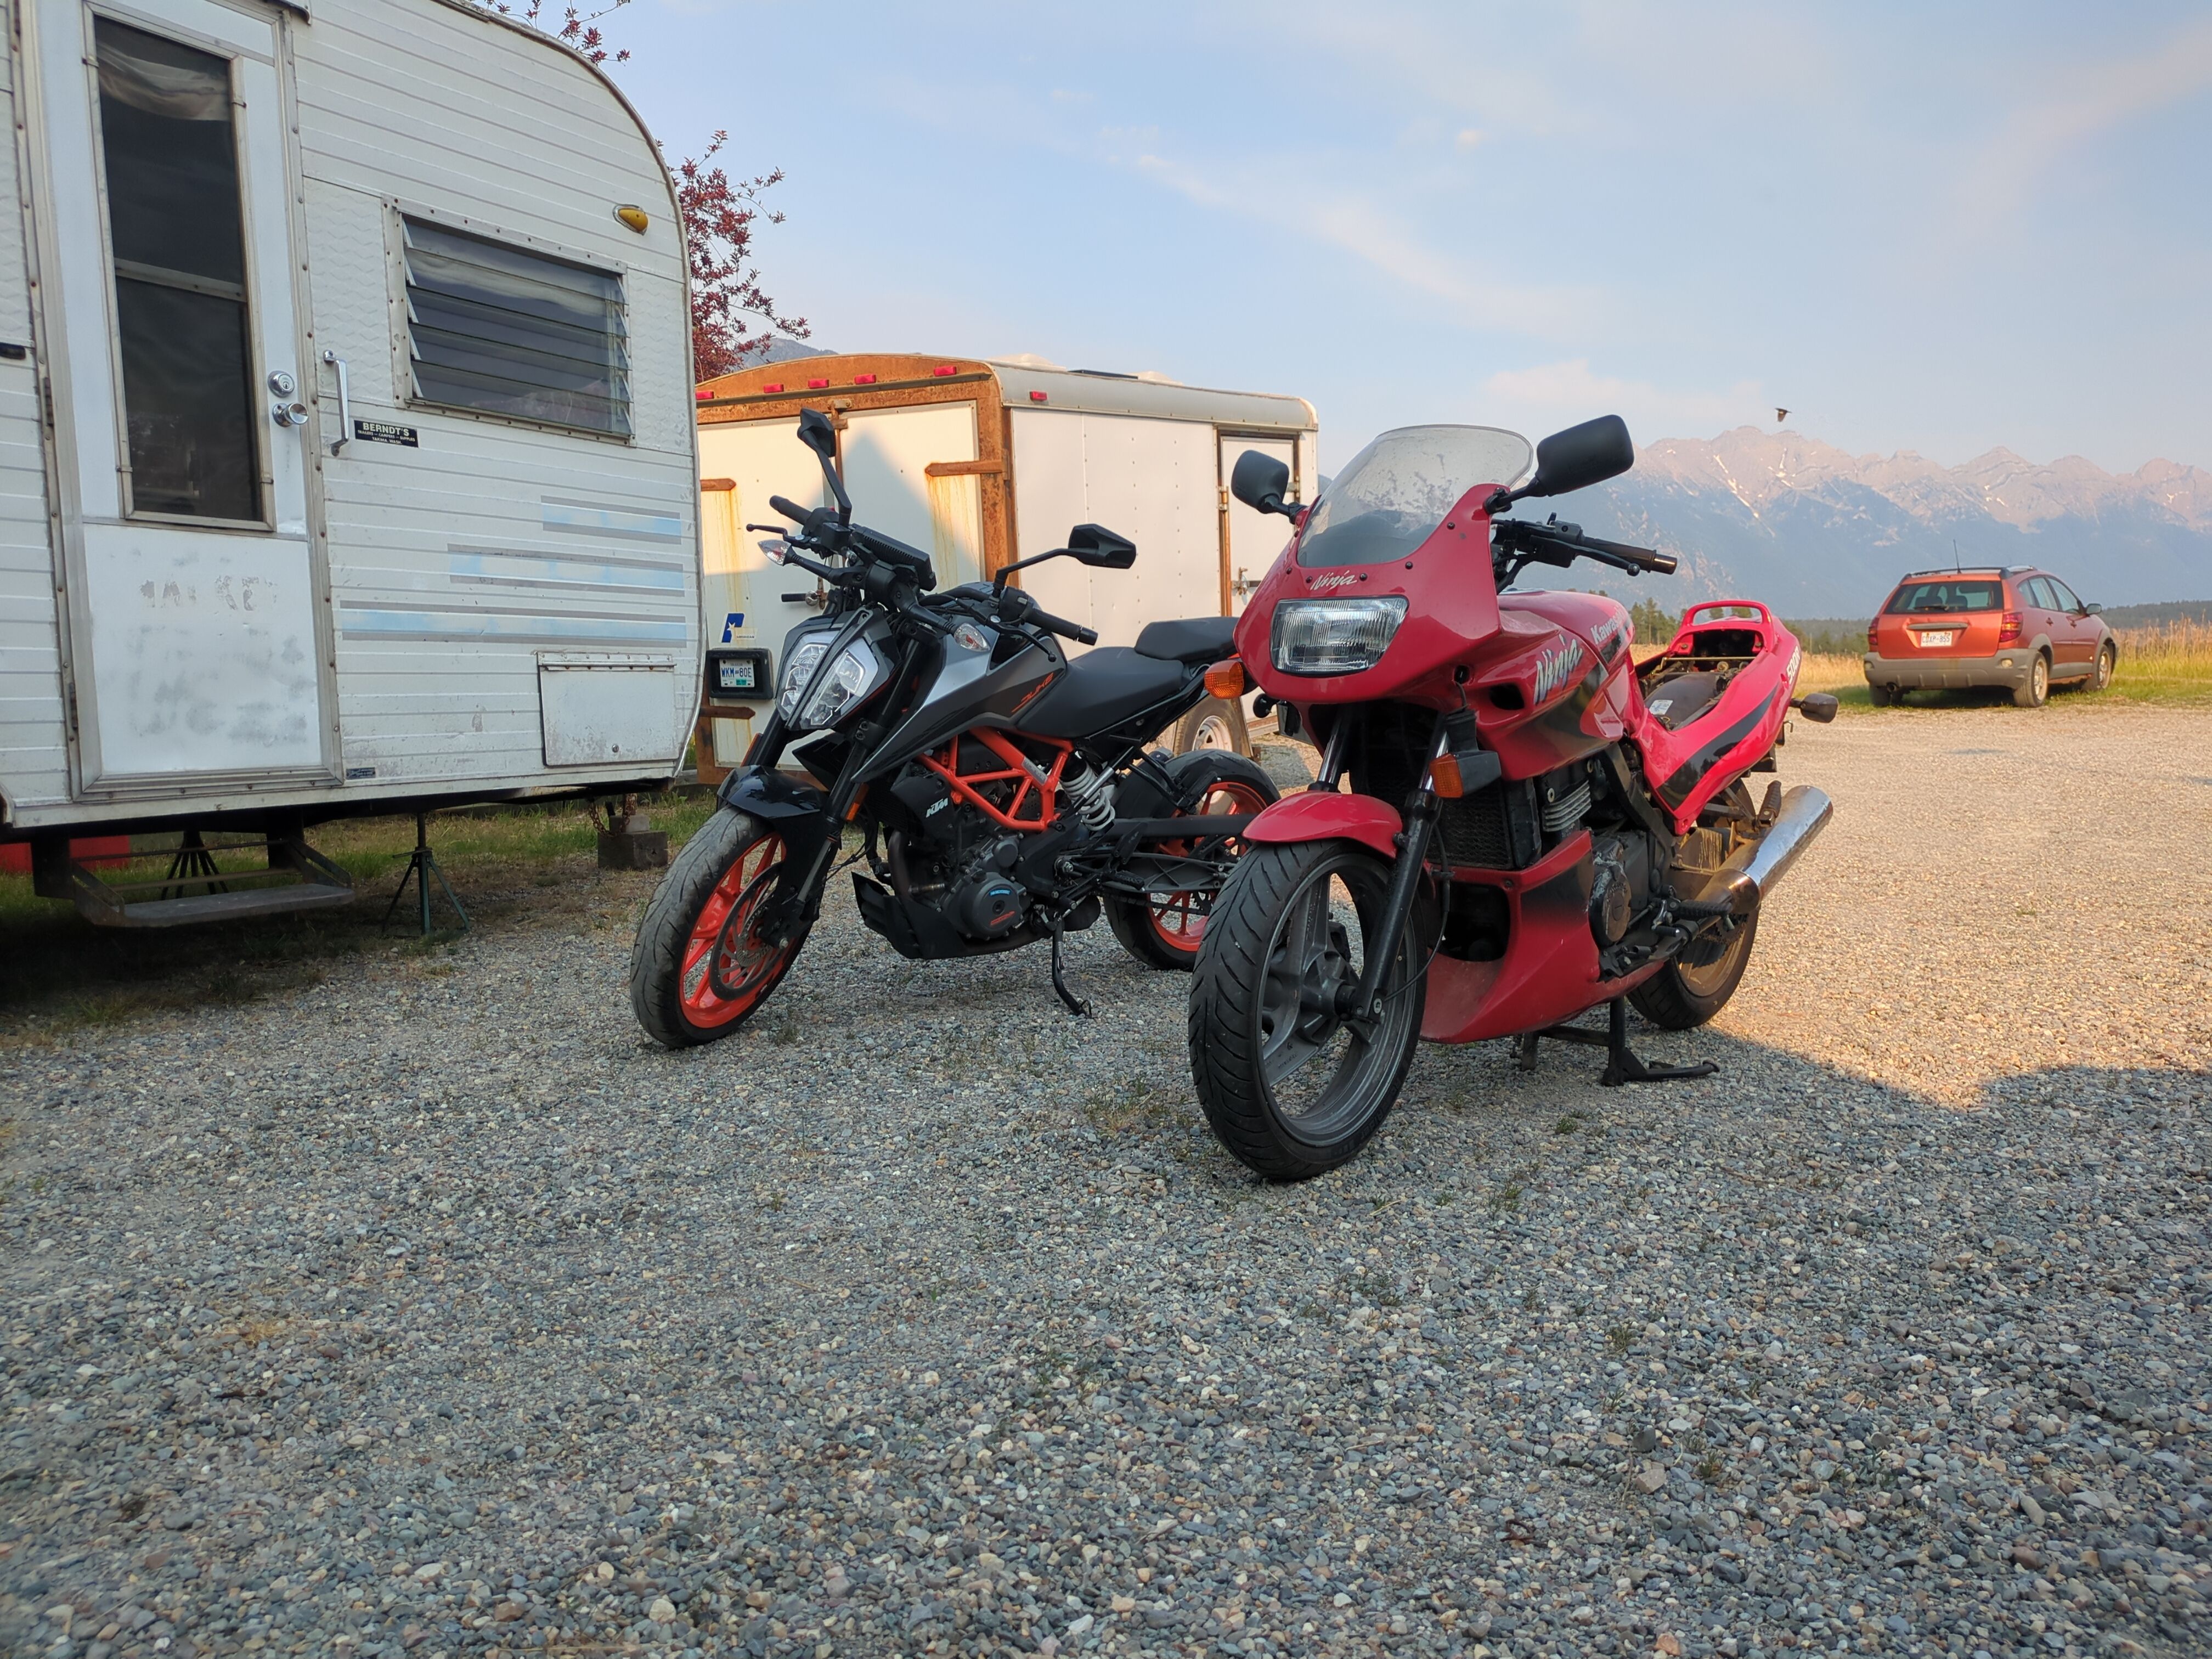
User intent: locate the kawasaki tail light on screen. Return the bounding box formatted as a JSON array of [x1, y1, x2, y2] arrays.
[[1998, 611, 2023, 644]]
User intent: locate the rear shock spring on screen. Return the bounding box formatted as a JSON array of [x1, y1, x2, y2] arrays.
[[1061, 763, 1117, 833]]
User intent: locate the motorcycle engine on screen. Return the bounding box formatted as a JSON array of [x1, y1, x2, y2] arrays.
[[945, 838, 1029, 941], [1588, 832, 1653, 947]]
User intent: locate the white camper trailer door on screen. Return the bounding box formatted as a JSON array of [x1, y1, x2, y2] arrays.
[[841, 404, 984, 590], [1220, 434, 1299, 616], [32, 0, 324, 789]]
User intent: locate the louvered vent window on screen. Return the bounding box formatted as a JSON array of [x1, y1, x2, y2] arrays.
[[401, 217, 630, 437]]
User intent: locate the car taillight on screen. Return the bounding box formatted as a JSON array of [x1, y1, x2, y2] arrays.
[[1998, 611, 2022, 644], [1866, 621, 1878, 651]]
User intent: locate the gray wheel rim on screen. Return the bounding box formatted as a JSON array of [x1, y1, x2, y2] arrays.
[[1253, 854, 1420, 1144]]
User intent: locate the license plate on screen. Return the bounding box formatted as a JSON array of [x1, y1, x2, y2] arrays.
[[1915, 630, 1956, 648], [716, 659, 757, 690]]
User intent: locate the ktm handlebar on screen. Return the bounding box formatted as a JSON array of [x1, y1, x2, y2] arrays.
[[1038, 612, 1099, 646]]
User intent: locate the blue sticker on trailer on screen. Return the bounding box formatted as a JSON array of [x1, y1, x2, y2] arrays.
[[721, 613, 744, 642]]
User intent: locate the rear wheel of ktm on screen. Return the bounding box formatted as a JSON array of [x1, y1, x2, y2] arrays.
[[630, 810, 808, 1048], [1629, 910, 1760, 1030], [1106, 751, 1278, 970], [1188, 840, 1425, 1180]]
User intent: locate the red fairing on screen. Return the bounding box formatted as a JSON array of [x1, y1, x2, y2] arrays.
[[1417, 832, 1662, 1045], [1241, 790, 1402, 861], [1234, 485, 1504, 707], [1627, 602, 1802, 833]]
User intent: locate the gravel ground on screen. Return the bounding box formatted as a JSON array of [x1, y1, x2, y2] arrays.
[[3, 698, 2208, 1659]]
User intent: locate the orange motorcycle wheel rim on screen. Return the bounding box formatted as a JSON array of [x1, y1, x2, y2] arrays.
[[678, 833, 793, 1029], [1148, 778, 1273, 951]]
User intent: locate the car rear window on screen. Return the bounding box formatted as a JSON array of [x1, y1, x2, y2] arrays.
[[1886, 579, 2003, 614]]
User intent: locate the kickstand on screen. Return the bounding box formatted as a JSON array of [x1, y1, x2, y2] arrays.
[[1525, 996, 1716, 1088], [1047, 917, 1091, 1018]]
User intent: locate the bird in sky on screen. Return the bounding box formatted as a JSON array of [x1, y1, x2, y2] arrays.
[[1775, 407, 1790, 424]]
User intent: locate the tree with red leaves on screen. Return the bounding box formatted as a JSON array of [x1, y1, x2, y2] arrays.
[[475, 1, 808, 377]]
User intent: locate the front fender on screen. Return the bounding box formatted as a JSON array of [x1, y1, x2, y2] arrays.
[[717, 764, 829, 822], [1244, 791, 1403, 861]]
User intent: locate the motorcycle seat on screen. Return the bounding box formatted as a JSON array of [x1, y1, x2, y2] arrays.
[[1017, 647, 1193, 738], [1643, 670, 1726, 731], [1134, 616, 1238, 663]]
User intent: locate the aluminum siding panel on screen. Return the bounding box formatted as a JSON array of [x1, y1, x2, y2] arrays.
[[0, 14, 70, 818]]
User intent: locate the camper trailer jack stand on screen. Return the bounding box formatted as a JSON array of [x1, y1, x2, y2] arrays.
[[383, 815, 468, 938], [162, 830, 226, 901]]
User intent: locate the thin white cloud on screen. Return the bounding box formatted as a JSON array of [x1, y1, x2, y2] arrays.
[[1960, 17, 2212, 239], [1483, 357, 1762, 438], [1132, 154, 1596, 337]]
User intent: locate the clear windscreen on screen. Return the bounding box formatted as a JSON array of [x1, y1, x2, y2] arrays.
[[1297, 425, 1535, 568]]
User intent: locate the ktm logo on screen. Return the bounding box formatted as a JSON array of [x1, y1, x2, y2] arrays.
[[1533, 638, 1586, 702]]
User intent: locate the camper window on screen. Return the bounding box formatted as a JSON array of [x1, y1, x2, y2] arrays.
[[93, 19, 262, 523], [400, 218, 631, 438]]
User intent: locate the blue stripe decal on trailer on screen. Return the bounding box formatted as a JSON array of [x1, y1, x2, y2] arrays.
[[338, 606, 688, 645], [448, 550, 685, 595], [540, 499, 685, 542]]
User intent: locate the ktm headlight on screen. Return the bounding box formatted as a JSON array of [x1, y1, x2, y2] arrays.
[[777, 635, 885, 731], [1270, 596, 1409, 676]]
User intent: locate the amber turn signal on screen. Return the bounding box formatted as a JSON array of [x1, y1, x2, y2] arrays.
[[1430, 754, 1468, 799], [1203, 660, 1246, 699], [614, 205, 650, 233]]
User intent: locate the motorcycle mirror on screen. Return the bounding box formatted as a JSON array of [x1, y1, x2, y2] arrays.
[[1791, 692, 1839, 724], [1520, 414, 1635, 500], [1065, 523, 1137, 569], [796, 407, 853, 522], [1229, 449, 1296, 517]]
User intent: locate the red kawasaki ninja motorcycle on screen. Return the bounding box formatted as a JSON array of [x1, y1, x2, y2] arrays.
[[1189, 416, 1836, 1179]]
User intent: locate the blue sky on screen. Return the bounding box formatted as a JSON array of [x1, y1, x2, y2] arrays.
[[600, 1, 2212, 477]]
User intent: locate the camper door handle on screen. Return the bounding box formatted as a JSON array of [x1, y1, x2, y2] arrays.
[[321, 350, 351, 454]]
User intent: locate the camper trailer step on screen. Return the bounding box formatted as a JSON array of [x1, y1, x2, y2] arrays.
[[54, 834, 357, 929], [95, 884, 358, 929]]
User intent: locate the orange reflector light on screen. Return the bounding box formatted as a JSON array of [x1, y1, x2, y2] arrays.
[[1203, 659, 1246, 699], [806, 377, 830, 389], [1430, 754, 1468, 799], [933, 364, 958, 376], [695, 387, 713, 401], [1030, 390, 1048, 402], [853, 373, 877, 384], [760, 382, 784, 393]]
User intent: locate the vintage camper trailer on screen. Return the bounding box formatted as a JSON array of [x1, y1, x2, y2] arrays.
[[690, 353, 1317, 781], [0, 0, 700, 923]]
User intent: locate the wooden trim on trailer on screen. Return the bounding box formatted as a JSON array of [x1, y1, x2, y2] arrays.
[[701, 477, 736, 492], [922, 459, 1002, 478]]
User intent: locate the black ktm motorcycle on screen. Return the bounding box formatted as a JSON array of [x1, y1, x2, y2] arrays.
[[630, 409, 1279, 1047]]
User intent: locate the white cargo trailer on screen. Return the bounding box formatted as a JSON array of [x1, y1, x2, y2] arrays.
[[690, 352, 1317, 782], [0, 0, 700, 923]]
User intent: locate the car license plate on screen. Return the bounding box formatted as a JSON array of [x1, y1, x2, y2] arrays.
[[1916, 630, 1955, 648], [717, 659, 757, 690]]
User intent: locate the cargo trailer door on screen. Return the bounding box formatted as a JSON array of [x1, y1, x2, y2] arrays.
[[840, 403, 985, 590], [31, 0, 328, 792], [1219, 433, 1300, 616]]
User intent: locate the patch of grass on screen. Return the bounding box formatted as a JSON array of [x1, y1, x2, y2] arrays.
[[0, 791, 715, 1039], [1553, 1112, 1584, 1135], [1083, 1077, 1165, 1136], [1606, 1325, 1637, 1357], [1695, 1452, 1725, 1485]]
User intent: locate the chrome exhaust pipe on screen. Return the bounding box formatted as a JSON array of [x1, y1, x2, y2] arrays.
[[1715, 785, 1832, 916]]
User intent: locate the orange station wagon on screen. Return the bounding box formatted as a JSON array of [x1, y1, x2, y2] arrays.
[[1863, 567, 2117, 708]]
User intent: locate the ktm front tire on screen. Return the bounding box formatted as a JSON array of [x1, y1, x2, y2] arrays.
[[630, 810, 808, 1048]]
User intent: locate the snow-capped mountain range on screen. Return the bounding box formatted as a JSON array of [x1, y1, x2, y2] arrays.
[[1565, 427, 2212, 617]]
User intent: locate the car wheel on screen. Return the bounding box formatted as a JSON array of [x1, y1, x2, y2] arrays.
[[2012, 652, 2050, 708], [2088, 642, 2115, 692], [1866, 681, 1892, 708], [1173, 696, 1249, 756]]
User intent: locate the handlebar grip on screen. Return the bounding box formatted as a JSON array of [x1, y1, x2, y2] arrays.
[[1040, 611, 1097, 645], [768, 494, 809, 522], [1579, 531, 1673, 573]]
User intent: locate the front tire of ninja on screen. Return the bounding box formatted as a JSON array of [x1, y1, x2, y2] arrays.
[[1188, 840, 1425, 1180], [629, 809, 809, 1048]]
